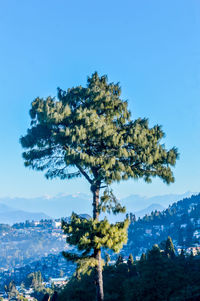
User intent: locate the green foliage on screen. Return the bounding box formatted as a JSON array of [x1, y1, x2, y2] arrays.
[[140, 253, 146, 262], [99, 188, 126, 215], [62, 213, 129, 273], [20, 72, 178, 186], [105, 253, 110, 267], [4, 280, 17, 299], [58, 272, 96, 301], [127, 254, 134, 271], [24, 272, 53, 301], [116, 255, 124, 266], [62, 213, 129, 255], [165, 236, 175, 258], [25, 271, 43, 289], [5, 280, 16, 293], [58, 246, 200, 301], [127, 254, 137, 278], [31, 286, 53, 301]]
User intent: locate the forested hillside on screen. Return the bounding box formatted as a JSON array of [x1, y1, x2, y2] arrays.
[[124, 194, 200, 257], [59, 243, 200, 301]]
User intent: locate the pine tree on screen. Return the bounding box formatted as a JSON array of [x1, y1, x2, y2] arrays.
[[140, 253, 146, 262], [165, 236, 175, 259], [20, 72, 178, 301], [20, 282, 25, 296], [180, 248, 185, 258], [127, 254, 134, 269], [116, 255, 124, 266], [127, 253, 137, 277], [36, 271, 42, 285], [5, 281, 17, 299], [105, 253, 110, 267], [130, 213, 136, 224]]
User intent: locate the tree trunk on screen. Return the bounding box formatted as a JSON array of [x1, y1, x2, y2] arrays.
[[92, 186, 104, 301], [95, 249, 104, 301]]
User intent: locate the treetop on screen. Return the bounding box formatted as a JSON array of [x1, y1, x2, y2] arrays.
[[20, 72, 178, 187]]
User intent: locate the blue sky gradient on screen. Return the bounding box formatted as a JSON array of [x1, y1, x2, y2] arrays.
[[0, 1, 199, 198]]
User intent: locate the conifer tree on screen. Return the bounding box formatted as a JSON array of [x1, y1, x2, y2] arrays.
[[180, 248, 185, 258], [130, 213, 136, 224], [5, 281, 17, 299], [36, 271, 42, 285], [140, 253, 146, 262], [127, 254, 134, 269], [165, 236, 175, 259], [20, 72, 178, 301], [127, 253, 136, 277], [116, 255, 124, 266], [105, 253, 110, 267]]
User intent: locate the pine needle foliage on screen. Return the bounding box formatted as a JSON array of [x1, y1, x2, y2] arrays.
[[99, 188, 126, 215], [20, 72, 178, 186], [62, 213, 129, 273]]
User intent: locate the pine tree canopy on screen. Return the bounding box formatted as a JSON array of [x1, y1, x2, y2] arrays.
[[20, 72, 178, 189], [62, 213, 129, 260]]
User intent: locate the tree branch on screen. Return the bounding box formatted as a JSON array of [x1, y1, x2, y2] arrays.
[[76, 164, 93, 184]]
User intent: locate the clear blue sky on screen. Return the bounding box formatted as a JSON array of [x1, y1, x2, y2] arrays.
[[0, 0, 199, 199]]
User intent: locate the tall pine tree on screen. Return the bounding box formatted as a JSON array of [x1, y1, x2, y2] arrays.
[[165, 236, 175, 259], [20, 72, 178, 301]]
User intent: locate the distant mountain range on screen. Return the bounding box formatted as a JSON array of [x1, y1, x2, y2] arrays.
[[0, 203, 50, 225], [0, 193, 92, 219], [120, 191, 196, 211], [0, 191, 196, 223], [134, 203, 165, 218]]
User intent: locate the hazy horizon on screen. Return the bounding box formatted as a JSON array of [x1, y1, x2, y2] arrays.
[[0, 191, 198, 221], [0, 190, 197, 200]]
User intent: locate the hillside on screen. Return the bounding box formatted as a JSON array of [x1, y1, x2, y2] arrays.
[[0, 219, 66, 270], [1, 194, 200, 295], [123, 193, 200, 258]]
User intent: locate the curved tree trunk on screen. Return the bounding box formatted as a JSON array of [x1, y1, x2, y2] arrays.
[[92, 186, 104, 301]]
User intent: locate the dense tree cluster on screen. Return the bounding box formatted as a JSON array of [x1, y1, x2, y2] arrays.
[[25, 271, 43, 289], [24, 271, 53, 301], [58, 240, 200, 301]]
